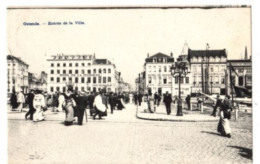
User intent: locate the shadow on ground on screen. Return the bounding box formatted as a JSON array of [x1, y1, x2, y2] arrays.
[[201, 131, 223, 137], [228, 146, 252, 160]]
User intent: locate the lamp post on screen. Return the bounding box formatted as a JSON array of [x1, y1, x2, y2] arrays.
[[171, 61, 189, 116], [210, 76, 213, 94], [201, 59, 205, 93]]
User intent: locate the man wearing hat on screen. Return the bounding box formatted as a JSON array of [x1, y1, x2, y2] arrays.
[[76, 91, 89, 125], [211, 94, 222, 117], [25, 89, 35, 120]]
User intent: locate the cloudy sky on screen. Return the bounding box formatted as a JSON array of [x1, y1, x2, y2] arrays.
[[7, 7, 251, 87]]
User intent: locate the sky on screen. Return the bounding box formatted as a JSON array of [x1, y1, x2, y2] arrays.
[[7, 7, 251, 87]]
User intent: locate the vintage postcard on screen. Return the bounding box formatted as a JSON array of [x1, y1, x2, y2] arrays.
[[6, 6, 252, 164]]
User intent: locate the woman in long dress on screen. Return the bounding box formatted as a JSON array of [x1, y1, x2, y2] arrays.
[[10, 90, 18, 111], [57, 94, 65, 112], [62, 87, 76, 126], [217, 95, 232, 138], [33, 90, 46, 122]]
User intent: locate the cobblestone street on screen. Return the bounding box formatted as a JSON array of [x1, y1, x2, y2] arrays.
[[8, 103, 252, 164]]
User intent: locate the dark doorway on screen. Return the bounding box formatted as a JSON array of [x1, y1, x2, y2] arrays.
[[158, 88, 162, 96], [239, 76, 244, 86]]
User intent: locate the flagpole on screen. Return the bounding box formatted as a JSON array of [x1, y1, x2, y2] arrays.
[[229, 62, 237, 121]]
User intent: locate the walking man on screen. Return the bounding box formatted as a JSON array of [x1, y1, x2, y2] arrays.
[[138, 93, 143, 106], [25, 89, 35, 120], [185, 94, 191, 110], [76, 91, 88, 125], [17, 90, 25, 113], [163, 92, 172, 115]]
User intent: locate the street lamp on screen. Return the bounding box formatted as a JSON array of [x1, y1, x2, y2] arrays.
[[210, 76, 213, 94], [171, 61, 189, 116]]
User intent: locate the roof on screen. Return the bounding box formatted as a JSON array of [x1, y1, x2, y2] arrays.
[[7, 55, 29, 66], [227, 59, 252, 63], [188, 49, 227, 61], [93, 59, 112, 65], [145, 52, 174, 63]]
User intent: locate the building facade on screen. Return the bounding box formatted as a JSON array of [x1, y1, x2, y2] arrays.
[[227, 59, 252, 96], [144, 53, 174, 95], [47, 54, 120, 93], [188, 49, 227, 95], [7, 55, 29, 94]]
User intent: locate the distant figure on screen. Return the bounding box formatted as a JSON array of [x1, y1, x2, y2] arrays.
[[185, 94, 191, 110], [25, 89, 35, 120], [134, 93, 138, 105], [57, 93, 65, 112], [153, 92, 159, 105], [138, 93, 143, 106], [211, 94, 222, 117], [147, 92, 154, 113], [10, 89, 18, 111], [197, 98, 202, 111], [17, 90, 25, 113], [88, 92, 95, 116], [217, 95, 232, 138], [108, 92, 116, 114], [163, 92, 172, 115]]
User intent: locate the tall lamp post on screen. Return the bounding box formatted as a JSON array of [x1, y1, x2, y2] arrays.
[[171, 61, 189, 116], [210, 76, 213, 94]]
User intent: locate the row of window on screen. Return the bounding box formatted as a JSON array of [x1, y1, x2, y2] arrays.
[[50, 68, 112, 74], [51, 62, 91, 67], [50, 76, 112, 83], [148, 65, 171, 73], [191, 56, 226, 62], [192, 65, 225, 73], [50, 86, 112, 93]]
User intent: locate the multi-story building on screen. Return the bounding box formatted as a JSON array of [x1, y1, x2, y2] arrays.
[[7, 55, 29, 94], [188, 49, 228, 95], [47, 54, 120, 93], [135, 71, 145, 94], [227, 48, 252, 96], [144, 52, 174, 95]]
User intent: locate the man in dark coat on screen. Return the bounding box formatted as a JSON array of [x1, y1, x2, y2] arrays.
[[134, 93, 138, 105], [154, 92, 158, 105], [163, 92, 172, 115], [108, 92, 116, 114], [25, 90, 35, 120], [88, 92, 95, 116], [211, 94, 222, 117], [76, 91, 89, 125], [185, 94, 191, 110], [138, 93, 143, 106]]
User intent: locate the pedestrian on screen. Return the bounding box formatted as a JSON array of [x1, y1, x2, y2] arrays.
[[108, 92, 116, 114], [157, 94, 161, 106], [153, 92, 158, 105], [17, 90, 25, 113], [76, 91, 88, 125], [57, 93, 65, 112], [217, 95, 232, 138], [33, 90, 47, 122], [185, 94, 191, 110], [211, 94, 222, 117], [197, 98, 202, 111], [101, 91, 108, 116], [25, 89, 35, 120], [138, 93, 143, 106], [93, 91, 106, 120], [10, 89, 18, 111], [62, 86, 77, 126], [134, 93, 138, 105], [163, 91, 172, 115], [116, 93, 125, 110], [89, 92, 95, 116], [147, 92, 154, 113]]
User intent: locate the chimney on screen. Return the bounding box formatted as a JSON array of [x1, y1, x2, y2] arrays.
[[170, 52, 173, 57], [147, 53, 149, 58], [245, 46, 248, 60]]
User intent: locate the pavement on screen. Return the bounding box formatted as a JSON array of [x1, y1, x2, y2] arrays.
[[137, 102, 220, 122], [8, 103, 253, 164]]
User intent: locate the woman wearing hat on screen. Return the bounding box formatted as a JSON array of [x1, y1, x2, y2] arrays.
[[33, 90, 46, 122]]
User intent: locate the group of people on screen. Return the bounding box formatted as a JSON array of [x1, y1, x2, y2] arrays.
[[9, 87, 130, 126]]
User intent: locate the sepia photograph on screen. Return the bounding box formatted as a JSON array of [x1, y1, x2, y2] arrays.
[[6, 6, 253, 164]]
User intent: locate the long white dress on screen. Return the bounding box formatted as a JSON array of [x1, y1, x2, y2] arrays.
[[93, 95, 106, 112], [33, 93, 46, 122], [57, 94, 65, 112]]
